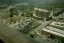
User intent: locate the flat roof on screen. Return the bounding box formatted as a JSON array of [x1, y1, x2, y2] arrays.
[[42, 26, 64, 37], [34, 8, 49, 12]]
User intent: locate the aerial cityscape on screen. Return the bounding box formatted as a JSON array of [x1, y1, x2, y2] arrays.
[[0, 0, 64, 43]]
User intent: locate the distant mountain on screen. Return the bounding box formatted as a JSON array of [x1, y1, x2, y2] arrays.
[[54, 0, 64, 3], [0, 0, 64, 5]]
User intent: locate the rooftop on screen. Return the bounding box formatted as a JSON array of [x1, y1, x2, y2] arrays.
[[34, 8, 49, 12]]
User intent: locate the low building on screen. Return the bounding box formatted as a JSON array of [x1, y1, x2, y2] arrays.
[[0, 6, 18, 19], [42, 26, 64, 38], [50, 22, 64, 30], [0, 8, 10, 19]]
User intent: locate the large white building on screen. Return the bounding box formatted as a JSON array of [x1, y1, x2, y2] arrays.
[[33, 8, 50, 20]]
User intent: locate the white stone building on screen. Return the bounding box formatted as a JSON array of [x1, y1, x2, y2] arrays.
[[33, 8, 50, 20]]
